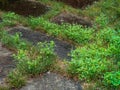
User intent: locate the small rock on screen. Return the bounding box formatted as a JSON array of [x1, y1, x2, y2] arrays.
[[51, 12, 92, 27]]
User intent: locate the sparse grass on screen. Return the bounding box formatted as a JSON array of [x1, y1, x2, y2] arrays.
[[83, 0, 120, 29], [13, 41, 56, 75], [38, 0, 80, 19], [0, 86, 10, 90], [0, 30, 29, 50], [7, 70, 26, 88]]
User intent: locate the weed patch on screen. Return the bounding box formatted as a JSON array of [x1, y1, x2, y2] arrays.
[[103, 71, 120, 89], [13, 41, 56, 75]]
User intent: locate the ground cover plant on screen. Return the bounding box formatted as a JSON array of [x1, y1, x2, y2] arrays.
[[0, 0, 120, 90], [13, 41, 56, 75], [28, 17, 94, 44]]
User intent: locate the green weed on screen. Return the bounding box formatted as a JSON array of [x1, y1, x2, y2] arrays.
[[0, 30, 28, 50], [13, 41, 56, 75], [83, 0, 120, 28], [2, 12, 19, 26], [96, 27, 120, 62], [7, 70, 26, 88], [0, 86, 10, 90], [103, 71, 120, 89], [68, 44, 113, 81], [28, 17, 94, 44]]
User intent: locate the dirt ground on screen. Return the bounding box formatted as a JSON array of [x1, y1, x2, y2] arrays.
[[0, 0, 50, 17], [56, 0, 99, 8]]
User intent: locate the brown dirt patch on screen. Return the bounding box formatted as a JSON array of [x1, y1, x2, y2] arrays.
[[0, 0, 50, 17], [56, 0, 99, 8]]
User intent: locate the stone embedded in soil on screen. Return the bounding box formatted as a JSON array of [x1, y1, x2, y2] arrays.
[[56, 0, 98, 8], [51, 12, 92, 27], [0, 0, 50, 17], [0, 43, 15, 85], [20, 72, 82, 90], [9, 26, 74, 60]]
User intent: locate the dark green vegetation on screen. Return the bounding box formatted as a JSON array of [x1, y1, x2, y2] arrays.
[[0, 0, 120, 90]]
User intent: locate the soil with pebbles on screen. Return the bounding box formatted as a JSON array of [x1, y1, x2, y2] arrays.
[[0, 0, 50, 17], [9, 26, 74, 60], [20, 72, 82, 90], [0, 43, 15, 85], [51, 12, 92, 27]]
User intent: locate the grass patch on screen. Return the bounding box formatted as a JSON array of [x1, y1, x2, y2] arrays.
[[13, 41, 56, 75]]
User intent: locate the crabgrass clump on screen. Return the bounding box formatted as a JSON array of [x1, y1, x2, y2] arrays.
[[14, 41, 56, 75], [68, 44, 113, 81], [0, 86, 10, 90], [83, 0, 120, 28], [97, 27, 120, 61], [2, 12, 20, 26], [0, 31, 27, 50], [103, 71, 120, 89], [101, 0, 120, 22], [108, 35, 120, 62], [28, 17, 61, 36], [7, 70, 26, 88], [62, 24, 94, 43], [95, 13, 109, 27]]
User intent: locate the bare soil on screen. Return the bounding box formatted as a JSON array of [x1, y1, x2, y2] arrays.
[[56, 0, 99, 8], [0, 0, 50, 17]]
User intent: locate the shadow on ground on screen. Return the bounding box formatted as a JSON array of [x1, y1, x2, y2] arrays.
[[51, 12, 92, 27]]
